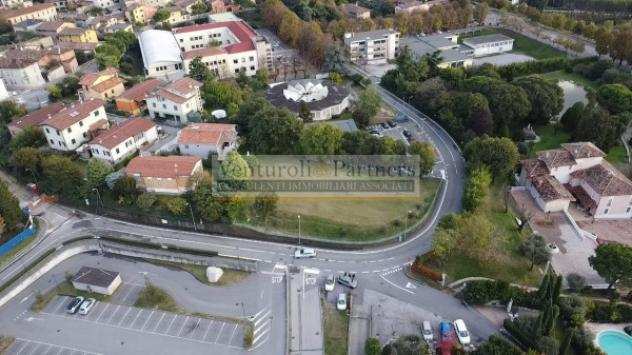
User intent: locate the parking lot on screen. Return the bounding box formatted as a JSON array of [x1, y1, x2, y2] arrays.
[[4, 337, 102, 355], [42, 296, 246, 349], [369, 115, 436, 145]]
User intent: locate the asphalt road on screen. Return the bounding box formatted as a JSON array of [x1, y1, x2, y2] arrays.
[[0, 65, 499, 352]]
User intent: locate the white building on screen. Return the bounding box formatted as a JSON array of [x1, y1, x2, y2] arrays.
[[462, 34, 514, 57], [0, 59, 46, 90], [72, 266, 122, 295], [267, 79, 351, 121], [343, 29, 400, 64], [177, 123, 237, 160], [138, 30, 185, 80], [0, 79, 9, 102], [40, 98, 108, 152], [86, 118, 158, 164], [173, 20, 272, 79], [146, 77, 203, 126], [90, 0, 122, 10]]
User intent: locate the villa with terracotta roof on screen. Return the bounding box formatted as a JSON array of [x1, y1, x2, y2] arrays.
[[7, 102, 66, 137], [126, 155, 203, 194], [115, 79, 164, 116], [177, 123, 237, 160], [36, 21, 76, 39], [146, 77, 203, 125], [520, 142, 632, 219], [40, 98, 108, 152], [173, 20, 272, 79], [80, 68, 126, 101], [58, 26, 99, 44], [85, 118, 158, 164]]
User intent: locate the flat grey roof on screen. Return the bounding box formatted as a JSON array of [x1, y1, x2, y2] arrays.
[[463, 33, 514, 46], [345, 29, 398, 41], [72, 266, 120, 288], [418, 34, 458, 50]]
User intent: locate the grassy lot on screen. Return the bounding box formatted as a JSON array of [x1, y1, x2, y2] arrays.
[[135, 283, 180, 313], [528, 125, 571, 156], [543, 70, 598, 89], [31, 279, 111, 313], [248, 178, 441, 242], [607, 145, 629, 165], [145, 259, 251, 287], [460, 27, 565, 60], [425, 184, 543, 286], [322, 298, 348, 355]]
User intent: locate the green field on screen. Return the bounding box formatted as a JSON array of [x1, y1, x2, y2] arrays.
[[461, 27, 565, 60], [543, 70, 598, 89], [322, 299, 348, 355], [246, 178, 441, 242]]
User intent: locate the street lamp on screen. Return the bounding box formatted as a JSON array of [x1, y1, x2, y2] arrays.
[[186, 202, 197, 231], [92, 188, 102, 213], [297, 214, 301, 246]]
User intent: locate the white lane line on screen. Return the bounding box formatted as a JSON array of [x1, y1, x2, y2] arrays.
[[177, 316, 190, 337], [14, 338, 102, 355], [103, 304, 121, 324], [151, 312, 166, 333], [128, 309, 144, 329], [214, 322, 226, 343], [116, 307, 133, 327], [186, 319, 201, 338], [203, 320, 214, 341], [52, 297, 67, 313], [95, 302, 111, 322], [140, 309, 155, 331], [379, 275, 415, 295], [227, 324, 238, 345], [165, 314, 179, 333], [14, 339, 28, 355]]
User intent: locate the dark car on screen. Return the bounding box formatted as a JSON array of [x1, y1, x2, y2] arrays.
[[337, 272, 358, 289], [387, 120, 396, 128], [66, 296, 84, 314]]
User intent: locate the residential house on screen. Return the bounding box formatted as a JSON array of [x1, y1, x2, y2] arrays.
[[340, 3, 371, 19], [394, 0, 447, 14], [79, 67, 126, 100], [7, 102, 66, 137], [86, 118, 158, 164], [58, 27, 99, 44], [343, 29, 400, 64], [1, 0, 27, 7], [13, 19, 43, 33], [146, 77, 202, 125], [0, 46, 78, 90], [174, 20, 273, 79], [40, 98, 109, 152], [521, 142, 632, 219], [2, 4, 57, 26], [43, 0, 75, 11], [36, 21, 77, 40], [125, 3, 157, 24], [126, 155, 203, 194], [115, 78, 164, 115], [89, 0, 122, 10], [102, 22, 133, 34], [209, 0, 240, 13], [177, 123, 237, 160]]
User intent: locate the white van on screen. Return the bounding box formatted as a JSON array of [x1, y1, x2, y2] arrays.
[[337, 293, 347, 311], [453, 319, 471, 345], [422, 321, 434, 342]]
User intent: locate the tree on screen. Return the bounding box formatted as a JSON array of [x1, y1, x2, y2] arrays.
[[463, 167, 492, 212], [573, 104, 623, 151], [353, 86, 382, 128], [158, 196, 188, 216], [137, 193, 157, 211], [464, 136, 519, 179], [515, 75, 564, 125], [40, 155, 84, 197], [191, 1, 208, 14], [152, 9, 170, 23], [364, 337, 381, 355], [113, 176, 137, 198], [566, 273, 586, 292], [244, 107, 303, 154], [9, 126, 46, 151], [220, 151, 250, 181], [188, 57, 213, 82], [473, 2, 489, 24], [252, 193, 278, 221], [594, 27, 613, 57], [589, 243, 632, 289], [12, 147, 41, 177], [0, 215, 4, 237], [597, 83, 632, 114], [94, 43, 122, 69], [560, 102, 585, 133], [192, 175, 225, 222], [472, 335, 522, 355], [85, 159, 113, 190], [278, 11, 302, 47], [201, 79, 243, 115], [0, 180, 22, 236], [298, 101, 312, 121], [299, 124, 343, 155], [0, 101, 26, 124], [226, 196, 247, 223], [409, 141, 437, 176], [519, 234, 551, 270], [48, 84, 62, 101]]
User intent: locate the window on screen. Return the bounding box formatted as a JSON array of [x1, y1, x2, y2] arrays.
[[627, 207, 631, 213], [71, 138, 76, 144], [233, 59, 238, 64], [173, 105, 177, 110], [115, 148, 120, 154], [79, 121, 83, 127], [56, 130, 60, 136], [49, 139, 54, 144], [607, 198, 613, 207], [83, 132, 87, 138], [94, 110, 100, 116], [249, 56, 254, 61], [45, 128, 50, 133], [604, 209, 609, 214]]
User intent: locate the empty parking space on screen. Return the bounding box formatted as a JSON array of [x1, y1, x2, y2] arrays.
[[5, 337, 101, 355], [41, 296, 245, 348]]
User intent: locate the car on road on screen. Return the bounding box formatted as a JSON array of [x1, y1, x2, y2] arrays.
[[324, 274, 335, 292], [387, 120, 396, 128], [66, 296, 84, 314], [337, 272, 357, 289], [294, 247, 316, 258], [79, 298, 96, 315], [453, 319, 471, 346], [337, 293, 347, 311], [422, 320, 434, 342]]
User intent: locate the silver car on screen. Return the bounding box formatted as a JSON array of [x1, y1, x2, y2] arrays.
[[79, 298, 96, 315]]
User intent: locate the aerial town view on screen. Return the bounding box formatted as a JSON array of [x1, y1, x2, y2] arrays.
[[0, 0, 631, 354]]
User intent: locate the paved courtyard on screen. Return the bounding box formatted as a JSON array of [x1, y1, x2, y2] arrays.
[[4, 337, 102, 355], [473, 53, 534, 66]]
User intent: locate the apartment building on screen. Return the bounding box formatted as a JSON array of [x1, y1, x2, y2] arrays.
[[173, 20, 272, 79], [40, 98, 108, 152], [2, 4, 57, 26], [138, 30, 185, 80], [7, 102, 66, 137], [126, 155, 203, 194], [146, 77, 203, 125], [58, 27, 99, 44], [86, 118, 158, 164], [36, 21, 76, 39], [115, 78, 164, 116], [343, 29, 400, 64], [0, 46, 78, 90]]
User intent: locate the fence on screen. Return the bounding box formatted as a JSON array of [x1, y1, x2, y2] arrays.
[[0, 222, 36, 257]]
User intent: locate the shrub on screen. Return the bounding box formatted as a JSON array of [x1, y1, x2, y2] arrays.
[[558, 295, 586, 327], [503, 317, 539, 349], [365, 337, 381, 355], [411, 258, 442, 282], [459, 280, 534, 306], [566, 273, 586, 291], [570, 328, 603, 355], [537, 336, 559, 355], [587, 300, 632, 323], [472, 334, 522, 355]]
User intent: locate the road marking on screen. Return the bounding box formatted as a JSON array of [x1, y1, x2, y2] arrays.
[[128, 308, 144, 329], [140, 309, 155, 331], [379, 275, 415, 295], [116, 307, 133, 327], [165, 314, 178, 333], [177, 316, 190, 336], [95, 302, 111, 322], [52, 297, 67, 313], [152, 312, 166, 333], [203, 320, 214, 341], [13, 338, 101, 355], [214, 322, 226, 343], [228, 323, 238, 345], [103, 304, 121, 324]]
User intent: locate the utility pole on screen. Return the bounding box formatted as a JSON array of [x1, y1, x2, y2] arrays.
[[297, 214, 301, 246]]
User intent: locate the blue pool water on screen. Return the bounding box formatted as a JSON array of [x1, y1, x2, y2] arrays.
[[597, 330, 632, 355]]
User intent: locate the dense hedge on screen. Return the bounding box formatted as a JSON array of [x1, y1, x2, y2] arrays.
[[411, 257, 443, 282], [496, 57, 598, 81], [588, 300, 632, 323], [459, 280, 539, 308]]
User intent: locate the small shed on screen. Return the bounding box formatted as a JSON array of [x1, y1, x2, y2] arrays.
[[71, 266, 122, 295]]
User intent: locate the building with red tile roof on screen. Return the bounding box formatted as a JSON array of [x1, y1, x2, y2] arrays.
[[115, 79, 164, 116], [86, 118, 158, 164], [40, 98, 108, 151], [126, 155, 203, 194], [177, 123, 237, 160], [7, 102, 66, 137], [2, 4, 57, 26], [80, 67, 126, 101], [146, 77, 203, 125]]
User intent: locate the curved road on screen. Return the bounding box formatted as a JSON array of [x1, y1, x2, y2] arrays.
[[0, 70, 498, 346]]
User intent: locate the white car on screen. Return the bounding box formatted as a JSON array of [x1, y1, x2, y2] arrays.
[[294, 247, 316, 259], [79, 298, 96, 315], [337, 293, 347, 311], [422, 320, 434, 342], [453, 319, 471, 345], [324, 274, 335, 292]]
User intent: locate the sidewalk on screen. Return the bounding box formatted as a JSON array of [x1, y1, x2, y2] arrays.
[[288, 268, 323, 354]]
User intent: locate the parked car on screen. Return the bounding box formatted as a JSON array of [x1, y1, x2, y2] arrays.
[[78, 298, 96, 315], [294, 247, 316, 258], [380, 122, 389, 129], [337, 293, 347, 311], [402, 130, 412, 139], [324, 274, 335, 292], [387, 120, 396, 128], [422, 320, 434, 342], [453, 319, 471, 346], [66, 296, 84, 314], [337, 272, 358, 289]]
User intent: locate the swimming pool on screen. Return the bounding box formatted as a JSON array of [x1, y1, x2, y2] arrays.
[[597, 330, 632, 355]]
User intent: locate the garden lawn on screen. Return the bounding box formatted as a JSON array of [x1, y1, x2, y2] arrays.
[[543, 70, 598, 89], [322, 299, 348, 355], [145, 259, 251, 287], [135, 283, 180, 313], [460, 27, 565, 60], [249, 178, 441, 242], [529, 125, 570, 156], [606, 145, 628, 165]]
